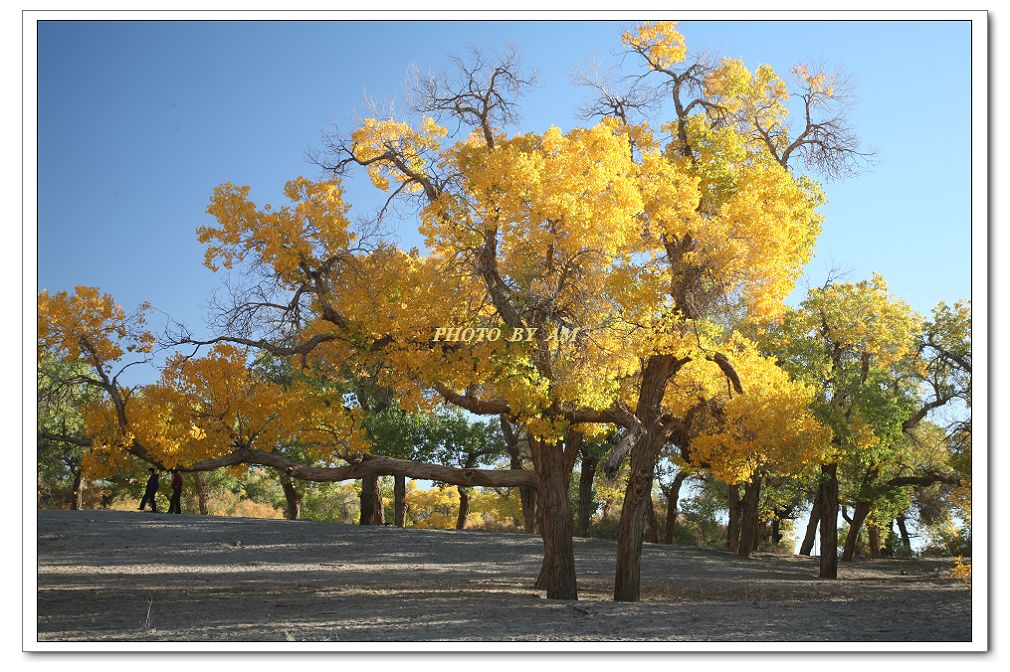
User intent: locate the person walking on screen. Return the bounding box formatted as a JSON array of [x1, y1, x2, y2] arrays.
[[138, 467, 159, 512], [167, 469, 183, 514]]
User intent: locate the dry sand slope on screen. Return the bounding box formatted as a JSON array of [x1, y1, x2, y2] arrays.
[[36, 509, 970, 642]]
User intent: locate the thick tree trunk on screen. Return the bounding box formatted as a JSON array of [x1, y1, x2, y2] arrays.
[[867, 522, 882, 557], [70, 468, 83, 511], [896, 515, 912, 552], [842, 500, 872, 562], [799, 496, 821, 556], [280, 473, 301, 520], [663, 471, 688, 544], [576, 450, 599, 538], [359, 474, 384, 525], [771, 518, 781, 546], [727, 484, 743, 554], [394, 475, 406, 527], [817, 464, 839, 579], [193, 472, 209, 515], [531, 438, 578, 600], [456, 486, 470, 530], [644, 494, 660, 544], [737, 474, 763, 558]]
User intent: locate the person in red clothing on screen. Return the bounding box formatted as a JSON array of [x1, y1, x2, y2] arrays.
[[167, 469, 183, 514]]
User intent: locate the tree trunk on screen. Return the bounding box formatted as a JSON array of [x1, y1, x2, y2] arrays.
[[737, 474, 762, 558], [644, 494, 660, 544], [193, 471, 209, 515], [771, 518, 781, 546], [896, 515, 912, 552], [817, 464, 839, 579], [522, 486, 538, 534], [531, 438, 578, 600], [799, 496, 821, 556], [70, 468, 83, 511], [613, 430, 665, 602], [456, 486, 470, 530], [576, 449, 599, 538], [727, 484, 743, 554], [867, 522, 882, 557], [663, 471, 688, 544], [359, 474, 384, 525], [280, 473, 301, 520], [502, 414, 537, 534], [394, 475, 406, 527], [842, 500, 872, 562]]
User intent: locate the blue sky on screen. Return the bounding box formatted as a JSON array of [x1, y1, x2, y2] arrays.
[[38, 20, 972, 386]]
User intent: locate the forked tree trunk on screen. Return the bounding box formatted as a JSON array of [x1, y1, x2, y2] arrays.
[[842, 500, 872, 562], [663, 471, 688, 544], [896, 515, 912, 552], [576, 449, 599, 538], [727, 484, 743, 554], [737, 474, 762, 558], [394, 475, 406, 527], [193, 472, 210, 515], [531, 438, 578, 600], [644, 494, 660, 544], [280, 473, 302, 520], [817, 464, 839, 579], [359, 474, 385, 525], [456, 486, 470, 530], [70, 468, 83, 511], [799, 496, 821, 555]]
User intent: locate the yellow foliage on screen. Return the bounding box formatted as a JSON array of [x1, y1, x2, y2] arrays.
[[952, 556, 971, 586]]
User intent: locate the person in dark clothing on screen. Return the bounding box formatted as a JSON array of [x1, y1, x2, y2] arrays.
[[138, 467, 159, 512], [167, 469, 183, 514]]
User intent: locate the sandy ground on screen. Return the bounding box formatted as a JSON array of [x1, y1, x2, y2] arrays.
[[36, 509, 970, 642]]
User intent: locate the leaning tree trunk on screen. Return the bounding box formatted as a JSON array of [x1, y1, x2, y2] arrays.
[[70, 468, 83, 511], [842, 500, 872, 562], [727, 484, 744, 554], [280, 473, 302, 520], [193, 471, 210, 515], [394, 475, 406, 527], [576, 449, 599, 538], [456, 486, 471, 530], [737, 474, 763, 558], [613, 428, 666, 602], [896, 515, 912, 552], [663, 471, 688, 544], [359, 474, 385, 525], [531, 437, 578, 600], [799, 496, 821, 555], [817, 463, 839, 579]]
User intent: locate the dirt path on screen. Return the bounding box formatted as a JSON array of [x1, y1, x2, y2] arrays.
[[35, 510, 970, 642]]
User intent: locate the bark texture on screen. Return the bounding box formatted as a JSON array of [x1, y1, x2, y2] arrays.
[[662, 471, 689, 544], [576, 448, 599, 538], [394, 475, 406, 528], [359, 474, 385, 525], [817, 464, 839, 579], [280, 473, 302, 521]]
